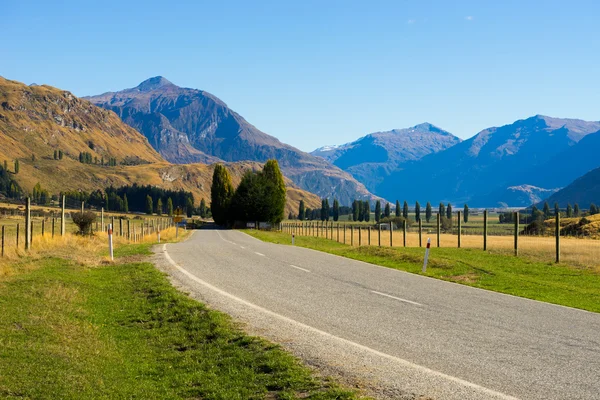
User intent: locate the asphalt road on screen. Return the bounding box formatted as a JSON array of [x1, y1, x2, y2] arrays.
[[159, 229, 600, 400]]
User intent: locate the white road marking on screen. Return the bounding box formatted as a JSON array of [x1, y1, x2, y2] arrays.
[[254, 252, 265, 257], [289, 264, 310, 272], [240, 246, 245, 249], [163, 244, 519, 400], [216, 231, 237, 246], [371, 290, 423, 306]]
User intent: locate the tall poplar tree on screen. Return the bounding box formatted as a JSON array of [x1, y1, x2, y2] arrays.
[[364, 200, 370, 222], [464, 204, 469, 222], [157, 198, 163, 216], [415, 201, 421, 222], [211, 164, 234, 225], [375, 200, 381, 223], [426, 202, 432, 222], [446, 203, 452, 219], [395, 200, 401, 217], [262, 159, 286, 224], [403, 201, 409, 219], [333, 199, 339, 221], [298, 200, 305, 220], [145, 195, 153, 215], [384, 202, 391, 218]]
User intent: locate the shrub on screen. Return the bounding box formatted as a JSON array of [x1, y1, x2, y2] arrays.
[[72, 211, 97, 235]]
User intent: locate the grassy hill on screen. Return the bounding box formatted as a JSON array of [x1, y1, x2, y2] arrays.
[[0, 77, 320, 216]]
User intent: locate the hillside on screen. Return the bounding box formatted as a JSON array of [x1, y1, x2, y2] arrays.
[[541, 167, 600, 209], [311, 123, 461, 192], [377, 115, 600, 206], [0, 77, 321, 216], [86, 77, 379, 205]]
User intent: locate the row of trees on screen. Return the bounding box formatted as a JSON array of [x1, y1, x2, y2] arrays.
[[211, 160, 286, 226], [78, 151, 118, 166], [2, 160, 19, 174], [296, 198, 472, 224], [0, 163, 21, 198]]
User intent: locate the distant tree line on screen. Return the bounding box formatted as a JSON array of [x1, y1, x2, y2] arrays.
[[211, 160, 286, 226], [0, 163, 21, 198]]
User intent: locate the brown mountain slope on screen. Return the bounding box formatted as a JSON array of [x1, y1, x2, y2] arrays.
[[86, 77, 381, 205], [0, 77, 320, 216]]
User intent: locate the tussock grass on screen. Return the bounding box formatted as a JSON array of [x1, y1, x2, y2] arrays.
[[246, 230, 600, 313]]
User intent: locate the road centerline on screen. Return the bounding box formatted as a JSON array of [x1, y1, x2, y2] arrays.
[[371, 290, 423, 306], [289, 264, 310, 272]]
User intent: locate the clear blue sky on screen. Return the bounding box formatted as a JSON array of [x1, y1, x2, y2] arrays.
[[2, 0, 599, 151]]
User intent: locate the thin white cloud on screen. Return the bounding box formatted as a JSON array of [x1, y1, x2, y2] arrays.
[[465, 16, 474, 21], [407, 19, 416, 24]]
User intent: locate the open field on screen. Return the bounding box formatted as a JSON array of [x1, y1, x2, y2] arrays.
[[246, 229, 600, 313], [0, 229, 361, 399], [285, 215, 600, 269]]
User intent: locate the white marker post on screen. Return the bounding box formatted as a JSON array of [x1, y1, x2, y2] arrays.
[[422, 238, 431, 273], [108, 223, 114, 261], [292, 233, 295, 245], [157, 230, 161, 243]]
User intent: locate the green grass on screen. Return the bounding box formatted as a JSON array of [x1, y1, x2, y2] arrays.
[[0, 242, 360, 399], [245, 230, 600, 313]]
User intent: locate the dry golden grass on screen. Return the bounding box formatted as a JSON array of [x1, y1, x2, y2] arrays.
[[291, 224, 600, 271]]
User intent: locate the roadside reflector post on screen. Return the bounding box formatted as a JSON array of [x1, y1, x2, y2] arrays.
[[108, 223, 114, 261], [292, 233, 295, 245], [483, 210, 488, 251], [422, 238, 431, 272], [437, 213, 441, 248], [158, 230, 161, 243], [418, 218, 422, 247], [457, 211, 462, 248], [514, 211, 519, 257]]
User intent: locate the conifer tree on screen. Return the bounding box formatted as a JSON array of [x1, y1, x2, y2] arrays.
[[566, 204, 573, 218], [333, 199, 339, 221], [464, 204, 469, 222], [439, 202, 445, 218], [554, 202, 560, 217], [574, 203, 580, 217], [543, 201, 550, 218], [262, 160, 287, 224], [395, 200, 401, 217], [324, 198, 330, 221], [403, 201, 409, 219], [298, 200, 305, 220], [210, 164, 234, 225], [364, 200, 370, 222], [321, 199, 327, 221], [14, 159, 19, 174], [426, 202, 432, 222], [53, 150, 58, 160], [157, 198, 163, 216], [590, 203, 598, 215], [384, 202, 391, 218], [58, 150, 63, 160], [186, 198, 194, 218], [123, 194, 129, 213], [375, 200, 381, 223], [3, 160, 7, 171], [415, 201, 421, 222], [352, 200, 359, 221], [145, 195, 153, 215], [446, 203, 452, 219], [167, 198, 174, 217]]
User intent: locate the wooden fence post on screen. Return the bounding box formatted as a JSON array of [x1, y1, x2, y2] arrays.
[[483, 210, 488, 251], [378, 223, 381, 247], [351, 225, 354, 246], [514, 211, 519, 256], [337, 223, 340, 242], [42, 219, 45, 237], [437, 213, 441, 248], [52, 218, 55, 238], [1, 226, 4, 257], [61, 195, 66, 236], [368, 226, 371, 246], [101, 208, 104, 232], [457, 211, 462, 248], [556, 213, 561, 263], [25, 197, 31, 250], [403, 219, 407, 247], [390, 221, 393, 247], [16, 223, 19, 248], [120, 218, 123, 237], [358, 226, 361, 246], [343, 224, 346, 244], [418, 218, 422, 247]]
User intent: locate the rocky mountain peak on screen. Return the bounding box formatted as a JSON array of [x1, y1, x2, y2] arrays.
[[135, 76, 174, 92]]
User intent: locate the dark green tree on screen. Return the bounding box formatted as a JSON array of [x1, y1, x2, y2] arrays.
[[261, 159, 287, 224], [464, 204, 469, 223], [357, 201, 364, 222], [14, 159, 19, 174], [439, 202, 445, 218], [554, 202, 560, 217], [156, 198, 163, 216], [403, 201, 409, 219], [186, 197, 194, 218], [298, 200, 306, 220], [31, 154, 35, 162], [123, 194, 129, 213], [574, 203, 580, 217], [210, 164, 234, 225], [53, 150, 58, 160], [590, 203, 598, 215], [145, 195, 153, 215], [352, 200, 359, 221], [324, 198, 330, 221], [321, 199, 327, 221], [3, 160, 7, 171], [167, 198, 174, 217], [333, 199, 339, 221], [58, 150, 63, 160], [199, 198, 206, 218], [543, 202, 550, 218], [426, 202, 432, 222], [446, 203, 452, 219], [566, 204, 573, 218], [384, 202, 391, 218], [415, 201, 421, 222], [395, 200, 401, 217], [375, 200, 381, 223], [364, 201, 370, 222]]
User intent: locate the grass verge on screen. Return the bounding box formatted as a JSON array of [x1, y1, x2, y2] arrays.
[[0, 230, 360, 399], [244, 230, 600, 313]]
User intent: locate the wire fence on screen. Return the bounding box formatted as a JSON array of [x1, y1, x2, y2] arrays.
[[281, 211, 600, 270], [0, 196, 176, 256]]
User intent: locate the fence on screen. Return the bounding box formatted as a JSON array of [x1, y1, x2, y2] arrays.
[[0, 196, 175, 257], [280, 210, 600, 269]]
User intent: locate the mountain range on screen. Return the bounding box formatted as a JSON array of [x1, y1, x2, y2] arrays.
[[311, 123, 461, 192], [85, 77, 379, 205], [0, 76, 321, 215]]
